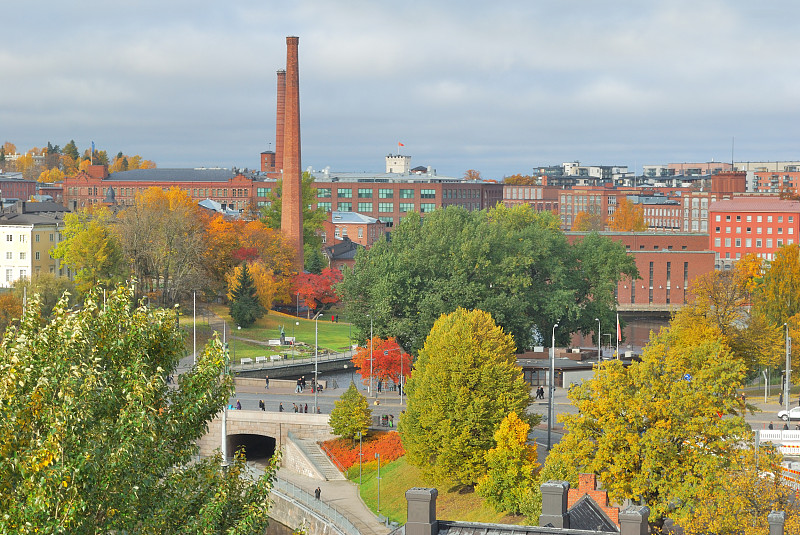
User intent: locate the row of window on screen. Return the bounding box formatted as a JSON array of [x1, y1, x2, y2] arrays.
[[715, 237, 794, 248], [716, 226, 794, 235], [4, 251, 48, 260], [716, 214, 794, 223], [316, 188, 436, 199], [4, 233, 60, 243], [316, 202, 436, 213]]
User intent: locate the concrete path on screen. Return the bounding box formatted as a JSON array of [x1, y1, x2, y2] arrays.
[[276, 467, 392, 535]]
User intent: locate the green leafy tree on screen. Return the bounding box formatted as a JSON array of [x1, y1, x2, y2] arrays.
[[260, 171, 327, 271], [12, 273, 76, 318], [0, 285, 278, 534], [229, 263, 265, 328], [339, 204, 637, 353], [754, 243, 800, 326], [475, 411, 540, 517], [328, 382, 372, 442], [539, 307, 752, 529], [399, 308, 535, 488], [50, 207, 127, 294]]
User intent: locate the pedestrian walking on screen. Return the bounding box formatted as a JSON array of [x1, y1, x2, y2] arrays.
[[769, 422, 774, 430], [314, 487, 321, 500], [784, 422, 790, 430], [296, 378, 302, 393], [279, 402, 284, 412], [265, 375, 269, 389], [304, 403, 308, 413], [780, 392, 784, 406], [301, 376, 306, 390], [258, 400, 265, 411], [293, 403, 298, 413], [235, 399, 241, 410]]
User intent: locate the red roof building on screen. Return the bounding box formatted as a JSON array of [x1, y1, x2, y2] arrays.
[[709, 198, 800, 262]]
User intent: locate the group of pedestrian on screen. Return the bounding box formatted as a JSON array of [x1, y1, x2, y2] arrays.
[[535, 386, 545, 399], [295, 376, 306, 393]]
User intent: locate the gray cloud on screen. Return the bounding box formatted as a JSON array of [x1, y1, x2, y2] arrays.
[[3, 0, 800, 179]]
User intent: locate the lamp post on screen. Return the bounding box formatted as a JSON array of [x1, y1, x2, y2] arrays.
[[548, 323, 558, 451], [596, 318, 601, 362], [193, 290, 196, 366], [374, 452, 381, 514], [357, 431, 363, 486], [314, 312, 322, 414], [222, 321, 228, 466], [785, 323, 792, 412], [292, 321, 299, 359], [367, 314, 374, 397]]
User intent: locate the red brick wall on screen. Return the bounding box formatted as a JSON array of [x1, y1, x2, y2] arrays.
[[567, 474, 619, 526], [274, 69, 286, 175]]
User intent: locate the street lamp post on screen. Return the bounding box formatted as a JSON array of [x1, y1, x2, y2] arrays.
[[596, 318, 601, 362], [548, 323, 558, 451], [358, 431, 363, 485], [314, 312, 322, 413], [374, 452, 381, 514], [367, 314, 374, 397], [222, 321, 228, 466], [292, 321, 299, 359], [785, 323, 792, 412]]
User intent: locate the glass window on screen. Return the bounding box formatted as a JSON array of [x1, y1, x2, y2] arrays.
[[714, 238, 721, 247], [4, 269, 10, 282], [399, 202, 414, 212], [378, 203, 393, 213], [317, 188, 332, 198], [715, 215, 721, 222], [757, 215, 763, 222], [257, 187, 272, 197], [767, 239, 773, 248], [420, 189, 436, 199], [358, 228, 364, 238], [768, 216, 773, 222], [337, 188, 352, 198], [779, 216, 784, 222], [35, 251, 40, 260], [19, 252, 25, 260], [378, 216, 393, 224], [317, 202, 332, 212], [420, 203, 436, 213], [378, 189, 393, 199], [725, 238, 731, 247], [756, 239, 762, 247], [400, 189, 414, 199], [5, 252, 10, 260], [358, 188, 373, 198], [337, 202, 352, 212], [358, 202, 373, 213]]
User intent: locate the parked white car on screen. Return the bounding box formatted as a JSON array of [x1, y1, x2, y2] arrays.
[[778, 407, 800, 421]]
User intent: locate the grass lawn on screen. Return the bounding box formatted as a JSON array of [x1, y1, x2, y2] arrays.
[[347, 457, 524, 526], [182, 305, 360, 364]]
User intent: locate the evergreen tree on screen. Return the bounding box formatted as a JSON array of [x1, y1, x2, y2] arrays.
[[229, 263, 265, 328], [328, 382, 372, 443]]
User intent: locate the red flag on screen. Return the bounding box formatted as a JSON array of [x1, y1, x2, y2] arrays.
[[616, 314, 621, 342], [398, 142, 404, 146]]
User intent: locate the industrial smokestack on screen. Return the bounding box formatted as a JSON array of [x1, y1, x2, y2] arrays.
[[281, 36, 304, 267], [274, 69, 286, 174]]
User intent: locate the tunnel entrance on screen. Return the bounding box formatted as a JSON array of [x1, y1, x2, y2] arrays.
[[227, 433, 277, 463]]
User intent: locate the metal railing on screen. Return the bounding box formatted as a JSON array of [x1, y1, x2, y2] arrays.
[[319, 441, 348, 475], [272, 477, 361, 535], [231, 350, 351, 372]]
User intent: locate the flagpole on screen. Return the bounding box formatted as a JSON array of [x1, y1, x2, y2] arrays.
[[616, 313, 620, 359]]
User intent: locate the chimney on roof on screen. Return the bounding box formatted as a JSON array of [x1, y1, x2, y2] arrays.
[[405, 488, 438, 535]]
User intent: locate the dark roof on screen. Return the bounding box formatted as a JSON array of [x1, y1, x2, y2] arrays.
[[107, 168, 241, 182], [324, 237, 362, 260], [567, 495, 619, 532], [19, 201, 68, 213]]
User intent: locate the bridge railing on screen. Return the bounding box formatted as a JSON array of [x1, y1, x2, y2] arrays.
[[231, 351, 351, 372], [272, 476, 361, 535]]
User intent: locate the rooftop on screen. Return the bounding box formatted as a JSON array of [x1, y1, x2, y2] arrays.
[[105, 168, 245, 182], [710, 198, 800, 212], [331, 211, 378, 224]]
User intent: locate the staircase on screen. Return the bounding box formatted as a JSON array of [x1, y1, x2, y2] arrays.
[[295, 437, 346, 481]]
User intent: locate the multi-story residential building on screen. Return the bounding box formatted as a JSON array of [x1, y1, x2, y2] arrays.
[[643, 161, 734, 178], [0, 172, 37, 202], [752, 170, 800, 194], [709, 198, 800, 264], [0, 202, 67, 287], [627, 194, 682, 231]]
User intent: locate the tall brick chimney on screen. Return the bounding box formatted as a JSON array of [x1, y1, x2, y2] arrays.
[[274, 69, 286, 176], [281, 36, 304, 267]]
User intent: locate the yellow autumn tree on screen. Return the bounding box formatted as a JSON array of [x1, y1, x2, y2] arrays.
[[540, 310, 752, 529], [610, 198, 647, 231], [572, 211, 603, 231], [475, 411, 541, 518], [37, 167, 65, 183], [225, 261, 282, 311], [681, 448, 800, 534]]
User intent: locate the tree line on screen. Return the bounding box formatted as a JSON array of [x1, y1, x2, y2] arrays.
[[0, 140, 155, 182]]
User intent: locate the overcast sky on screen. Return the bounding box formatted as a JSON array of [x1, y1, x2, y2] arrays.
[[3, 1, 799, 179]]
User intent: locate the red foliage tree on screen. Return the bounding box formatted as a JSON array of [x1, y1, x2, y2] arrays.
[[352, 337, 413, 387], [294, 267, 343, 312]]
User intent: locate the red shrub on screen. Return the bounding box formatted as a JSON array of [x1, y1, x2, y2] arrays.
[[321, 431, 405, 470]]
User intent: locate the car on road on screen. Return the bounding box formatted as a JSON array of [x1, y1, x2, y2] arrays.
[[778, 407, 800, 421]]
